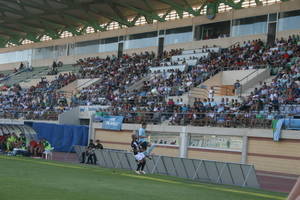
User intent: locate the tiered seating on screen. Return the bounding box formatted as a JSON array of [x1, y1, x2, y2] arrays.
[[93, 36, 300, 128], [0, 35, 300, 128], [71, 52, 155, 106], [19, 65, 80, 88], [0, 72, 77, 120], [3, 66, 48, 86]]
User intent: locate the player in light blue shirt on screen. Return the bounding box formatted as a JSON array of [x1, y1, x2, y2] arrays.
[[138, 123, 148, 149]]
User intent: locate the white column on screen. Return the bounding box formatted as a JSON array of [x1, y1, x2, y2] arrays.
[[241, 135, 248, 164], [180, 126, 188, 158], [88, 113, 95, 141]]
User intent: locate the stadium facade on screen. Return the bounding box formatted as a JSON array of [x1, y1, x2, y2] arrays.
[[0, 0, 299, 70]]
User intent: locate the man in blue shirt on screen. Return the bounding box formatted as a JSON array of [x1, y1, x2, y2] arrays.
[[138, 122, 148, 149]]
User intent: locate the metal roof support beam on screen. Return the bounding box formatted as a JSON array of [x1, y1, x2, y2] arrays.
[[88, 7, 133, 27], [157, 0, 200, 16], [116, 3, 165, 23], [0, 25, 27, 36], [255, 0, 263, 5], [26, 33, 42, 43], [222, 0, 244, 9], [0, 3, 24, 17], [131, 15, 141, 24], [65, 26, 82, 36], [90, 23, 108, 32], [61, 14, 89, 26], [39, 18, 66, 29], [143, 0, 155, 12], [7, 37, 22, 46], [108, 3, 127, 22], [45, 29, 60, 40], [0, 38, 8, 47], [17, 1, 47, 12]]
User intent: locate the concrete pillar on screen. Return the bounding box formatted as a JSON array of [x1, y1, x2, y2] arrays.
[[88, 113, 95, 142], [180, 126, 188, 158], [241, 135, 248, 164]]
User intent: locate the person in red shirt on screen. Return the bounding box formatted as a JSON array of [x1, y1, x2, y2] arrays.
[[35, 140, 45, 157], [283, 53, 290, 59], [28, 140, 38, 156], [0, 135, 6, 151]]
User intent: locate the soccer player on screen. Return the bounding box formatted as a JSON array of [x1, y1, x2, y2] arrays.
[[131, 134, 139, 155], [138, 123, 149, 149], [134, 144, 156, 175]]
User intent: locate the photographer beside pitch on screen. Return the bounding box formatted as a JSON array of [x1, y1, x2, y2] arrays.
[[81, 139, 103, 164]]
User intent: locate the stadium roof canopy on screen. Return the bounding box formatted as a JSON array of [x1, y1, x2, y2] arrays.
[[0, 0, 288, 47]]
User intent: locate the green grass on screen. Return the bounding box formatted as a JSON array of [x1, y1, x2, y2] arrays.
[[0, 156, 287, 200]]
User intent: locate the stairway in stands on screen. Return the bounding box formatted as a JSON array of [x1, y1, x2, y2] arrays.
[[3, 66, 49, 86], [12, 64, 80, 88]]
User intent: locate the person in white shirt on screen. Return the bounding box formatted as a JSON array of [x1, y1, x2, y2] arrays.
[[208, 87, 214, 99]]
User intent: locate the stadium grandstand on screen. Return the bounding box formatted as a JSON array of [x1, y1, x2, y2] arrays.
[[0, 0, 300, 199]]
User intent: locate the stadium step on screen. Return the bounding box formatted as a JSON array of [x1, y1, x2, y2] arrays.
[[125, 74, 152, 92], [58, 78, 101, 99]]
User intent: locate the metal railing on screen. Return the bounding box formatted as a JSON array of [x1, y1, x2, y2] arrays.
[[94, 111, 292, 129]]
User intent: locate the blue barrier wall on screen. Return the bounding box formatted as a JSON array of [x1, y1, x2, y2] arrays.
[[31, 123, 89, 152]]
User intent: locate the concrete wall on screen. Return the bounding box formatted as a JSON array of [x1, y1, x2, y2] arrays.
[[248, 137, 300, 175], [200, 69, 265, 89], [164, 34, 267, 51], [188, 148, 242, 163], [58, 78, 100, 95], [91, 123, 300, 176], [58, 107, 80, 125], [221, 69, 263, 85]]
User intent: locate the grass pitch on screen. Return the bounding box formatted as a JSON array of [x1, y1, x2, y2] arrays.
[[0, 156, 287, 200]]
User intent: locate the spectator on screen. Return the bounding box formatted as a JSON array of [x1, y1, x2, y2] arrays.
[[234, 80, 241, 96]]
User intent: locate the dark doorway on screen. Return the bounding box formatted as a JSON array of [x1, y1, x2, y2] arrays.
[[267, 22, 277, 47], [118, 42, 123, 58], [158, 37, 164, 59]]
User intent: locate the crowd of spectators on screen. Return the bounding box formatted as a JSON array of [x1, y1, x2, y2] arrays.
[[79, 35, 300, 128], [72, 52, 156, 105], [0, 72, 76, 120], [0, 35, 299, 128]]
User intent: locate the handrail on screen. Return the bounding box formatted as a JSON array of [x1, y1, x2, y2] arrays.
[[181, 46, 222, 52], [94, 111, 289, 116], [75, 78, 101, 90], [239, 69, 260, 83], [0, 68, 27, 83], [228, 41, 240, 49]]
